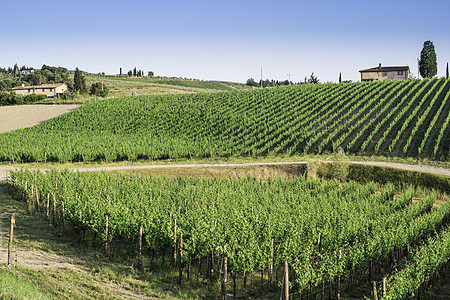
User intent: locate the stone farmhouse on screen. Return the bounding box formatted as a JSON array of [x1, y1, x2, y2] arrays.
[[359, 64, 409, 82], [12, 83, 68, 98]]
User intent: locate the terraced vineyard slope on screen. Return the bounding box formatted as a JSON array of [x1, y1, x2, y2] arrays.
[[0, 79, 448, 163]]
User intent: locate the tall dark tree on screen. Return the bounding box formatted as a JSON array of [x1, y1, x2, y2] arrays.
[[339, 72, 342, 83], [419, 40, 437, 78], [307, 73, 319, 84], [73, 67, 87, 94], [120, 67, 122, 75], [13, 63, 19, 78], [446, 62, 449, 79]]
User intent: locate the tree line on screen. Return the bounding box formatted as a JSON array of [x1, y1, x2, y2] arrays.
[[0, 64, 109, 105], [0, 64, 69, 90], [246, 73, 321, 87], [119, 67, 154, 78]]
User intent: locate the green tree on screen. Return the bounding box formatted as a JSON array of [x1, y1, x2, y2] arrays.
[[446, 62, 449, 79], [90, 82, 108, 97], [339, 72, 342, 83], [307, 73, 319, 84], [148, 71, 154, 77], [73, 67, 87, 94], [419, 40, 437, 78], [120, 67, 122, 75], [13, 63, 19, 78], [246, 78, 258, 87]]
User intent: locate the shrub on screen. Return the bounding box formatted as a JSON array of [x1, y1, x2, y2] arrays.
[[90, 82, 108, 97], [0, 90, 22, 105], [23, 93, 47, 103]]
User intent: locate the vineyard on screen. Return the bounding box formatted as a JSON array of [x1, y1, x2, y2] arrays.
[[9, 169, 450, 298], [0, 78, 449, 163]]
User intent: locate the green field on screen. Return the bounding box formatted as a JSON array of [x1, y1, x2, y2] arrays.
[[1, 78, 449, 163]]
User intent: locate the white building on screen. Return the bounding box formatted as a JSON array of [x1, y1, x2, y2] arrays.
[[12, 83, 68, 98], [359, 64, 410, 82]]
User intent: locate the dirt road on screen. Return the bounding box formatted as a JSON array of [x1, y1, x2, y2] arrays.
[[0, 104, 81, 134], [0, 160, 448, 182]]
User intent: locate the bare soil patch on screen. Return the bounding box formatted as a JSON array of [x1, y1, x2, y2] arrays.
[[0, 104, 81, 134]]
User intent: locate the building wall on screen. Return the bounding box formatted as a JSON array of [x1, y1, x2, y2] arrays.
[[12, 84, 68, 98], [13, 89, 30, 96], [55, 85, 68, 95], [361, 70, 409, 82]]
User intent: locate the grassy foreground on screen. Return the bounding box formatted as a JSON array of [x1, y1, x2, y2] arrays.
[[0, 267, 52, 299]]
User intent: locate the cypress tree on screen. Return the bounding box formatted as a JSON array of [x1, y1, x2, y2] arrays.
[[419, 40, 437, 78], [339, 72, 342, 83], [74, 67, 87, 94], [446, 62, 449, 79], [13, 63, 19, 78]]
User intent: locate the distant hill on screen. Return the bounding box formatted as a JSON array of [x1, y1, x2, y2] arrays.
[[82, 74, 253, 98]]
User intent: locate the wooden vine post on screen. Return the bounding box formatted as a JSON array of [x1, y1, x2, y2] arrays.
[[178, 231, 183, 284], [46, 193, 50, 221], [269, 238, 274, 285], [284, 260, 289, 300], [372, 281, 378, 300], [61, 201, 66, 233], [382, 277, 386, 298], [23, 181, 27, 201], [35, 187, 40, 213], [322, 279, 325, 300], [233, 274, 237, 299], [173, 219, 177, 266], [7, 213, 15, 268], [138, 224, 143, 270], [52, 195, 57, 226], [27, 184, 33, 214], [317, 232, 322, 253], [337, 248, 342, 299], [222, 245, 228, 300], [105, 215, 109, 256]]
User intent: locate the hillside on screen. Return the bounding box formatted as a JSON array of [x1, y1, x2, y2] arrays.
[[0, 78, 449, 163], [83, 74, 252, 97]]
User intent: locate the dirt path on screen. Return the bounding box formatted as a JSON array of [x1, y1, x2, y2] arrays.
[[69, 160, 450, 177], [343, 160, 450, 176], [0, 160, 448, 182], [0, 104, 81, 134]]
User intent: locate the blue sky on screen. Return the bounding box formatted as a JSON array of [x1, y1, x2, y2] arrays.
[[2, 0, 449, 83]]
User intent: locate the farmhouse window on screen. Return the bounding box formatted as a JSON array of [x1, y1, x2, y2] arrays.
[[397, 71, 403, 75], [382, 72, 387, 76]]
